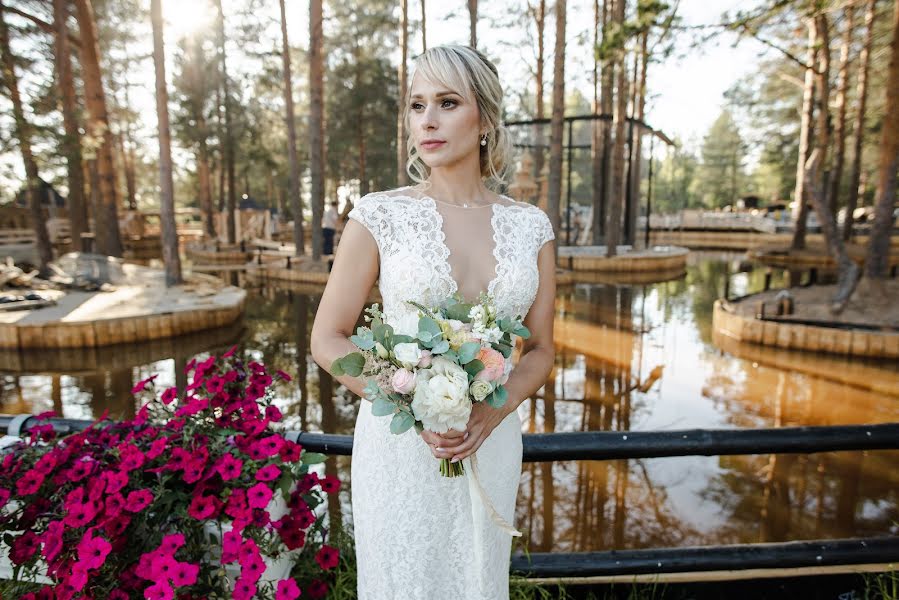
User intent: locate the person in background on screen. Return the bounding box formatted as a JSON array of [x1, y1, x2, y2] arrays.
[[322, 200, 339, 255]]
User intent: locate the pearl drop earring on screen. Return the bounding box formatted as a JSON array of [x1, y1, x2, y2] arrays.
[[480, 134, 487, 146]]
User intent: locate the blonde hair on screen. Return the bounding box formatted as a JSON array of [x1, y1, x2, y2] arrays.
[[404, 45, 514, 191]]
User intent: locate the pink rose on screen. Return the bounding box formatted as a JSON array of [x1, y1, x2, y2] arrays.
[[475, 347, 505, 382], [417, 350, 432, 368], [391, 368, 416, 394]]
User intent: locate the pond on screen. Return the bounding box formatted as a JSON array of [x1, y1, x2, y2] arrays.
[[1, 252, 897, 553]]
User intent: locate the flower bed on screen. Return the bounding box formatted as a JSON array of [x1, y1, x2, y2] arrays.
[[0, 349, 340, 599]]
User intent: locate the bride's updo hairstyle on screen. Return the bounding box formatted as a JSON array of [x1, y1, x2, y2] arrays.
[[405, 45, 514, 191]]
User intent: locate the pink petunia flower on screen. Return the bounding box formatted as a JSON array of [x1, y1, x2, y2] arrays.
[[160, 387, 178, 405], [131, 375, 158, 394], [16, 470, 45, 495], [125, 489, 154, 512], [315, 544, 339, 570], [77, 531, 112, 570], [159, 533, 186, 555], [170, 561, 199, 587], [276, 579, 301, 600], [246, 483, 273, 509], [188, 494, 221, 520], [144, 581, 175, 600], [232, 577, 257, 600], [215, 454, 243, 481], [279, 441, 303, 463], [319, 475, 341, 494], [254, 464, 281, 482], [9, 531, 40, 565]]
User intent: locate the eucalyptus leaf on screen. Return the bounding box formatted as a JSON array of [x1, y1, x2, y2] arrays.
[[442, 349, 458, 362], [391, 334, 415, 345], [464, 359, 485, 378], [372, 396, 395, 416], [419, 316, 442, 335], [338, 353, 366, 377], [445, 302, 475, 322], [331, 359, 345, 376], [431, 339, 450, 354], [458, 342, 481, 364], [493, 342, 512, 358], [513, 324, 531, 339], [350, 334, 376, 350], [490, 384, 508, 408], [390, 411, 415, 434]]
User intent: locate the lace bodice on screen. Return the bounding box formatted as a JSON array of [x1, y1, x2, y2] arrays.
[[347, 188, 554, 331]]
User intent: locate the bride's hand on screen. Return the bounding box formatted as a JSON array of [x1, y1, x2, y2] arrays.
[[420, 428, 466, 460], [433, 403, 507, 463]]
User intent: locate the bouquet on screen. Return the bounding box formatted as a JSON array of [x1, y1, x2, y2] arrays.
[[0, 349, 339, 600], [331, 293, 529, 477]]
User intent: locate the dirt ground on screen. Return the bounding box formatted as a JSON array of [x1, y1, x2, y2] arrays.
[[730, 278, 899, 329]]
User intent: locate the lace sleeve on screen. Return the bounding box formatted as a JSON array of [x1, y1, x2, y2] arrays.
[[535, 208, 555, 249], [347, 194, 383, 249]]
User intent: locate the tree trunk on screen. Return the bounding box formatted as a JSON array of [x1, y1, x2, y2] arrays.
[[813, 13, 831, 210], [280, 0, 304, 256], [606, 0, 628, 258], [118, 53, 137, 212], [73, 0, 123, 257], [531, 0, 546, 185], [590, 0, 601, 244], [354, 41, 369, 197], [864, 0, 899, 280], [827, 4, 854, 216], [197, 111, 215, 239], [628, 30, 648, 247], [397, 0, 409, 186], [844, 0, 876, 241], [790, 18, 818, 251], [310, 0, 325, 261], [596, 0, 613, 245], [468, 0, 477, 48], [1, 0, 53, 274], [150, 0, 182, 286], [421, 0, 427, 52], [215, 0, 236, 244], [547, 0, 566, 257], [53, 0, 87, 252]]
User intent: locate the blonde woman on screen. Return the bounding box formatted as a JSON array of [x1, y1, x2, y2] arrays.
[[311, 44, 556, 599]]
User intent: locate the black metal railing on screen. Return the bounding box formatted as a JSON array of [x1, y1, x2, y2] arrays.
[[3, 415, 898, 579]]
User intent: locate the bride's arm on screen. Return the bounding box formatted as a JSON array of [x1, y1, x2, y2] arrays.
[[310, 219, 380, 401], [436, 240, 557, 463]]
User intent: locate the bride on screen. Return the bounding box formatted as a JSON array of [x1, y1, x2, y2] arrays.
[[310, 44, 556, 600]]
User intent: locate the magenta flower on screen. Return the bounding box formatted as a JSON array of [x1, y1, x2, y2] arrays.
[[145, 437, 168, 460], [125, 489, 154, 512], [16, 470, 45, 496], [247, 483, 273, 509], [232, 576, 257, 600], [67, 563, 89, 592], [159, 533, 186, 555], [118, 445, 146, 472], [103, 469, 129, 494], [307, 579, 329, 599], [279, 441, 303, 463], [315, 544, 340, 570], [276, 579, 301, 600], [149, 553, 178, 581], [131, 375, 158, 394], [41, 520, 64, 562], [144, 581, 175, 600], [223, 344, 237, 357], [175, 397, 209, 418], [255, 464, 281, 482], [319, 475, 341, 494], [104, 492, 125, 517], [275, 369, 292, 382], [221, 530, 243, 563], [77, 531, 112, 570], [205, 375, 225, 394], [9, 531, 40, 565], [63, 500, 100, 528], [170, 561, 199, 587], [248, 435, 283, 459], [265, 404, 283, 422], [160, 387, 178, 405], [188, 494, 220, 520], [215, 454, 243, 481]]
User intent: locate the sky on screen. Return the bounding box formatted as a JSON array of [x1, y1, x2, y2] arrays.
[[1, 0, 773, 196]]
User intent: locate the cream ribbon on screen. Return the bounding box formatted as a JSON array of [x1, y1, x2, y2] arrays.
[[464, 453, 522, 537]]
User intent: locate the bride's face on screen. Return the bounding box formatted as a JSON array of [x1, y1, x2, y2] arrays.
[[408, 74, 483, 171]]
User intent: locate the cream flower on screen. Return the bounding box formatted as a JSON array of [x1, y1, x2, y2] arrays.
[[469, 379, 493, 402], [393, 342, 422, 369], [412, 358, 472, 433]]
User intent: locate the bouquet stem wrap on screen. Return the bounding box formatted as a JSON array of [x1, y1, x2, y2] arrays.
[[464, 453, 522, 537]]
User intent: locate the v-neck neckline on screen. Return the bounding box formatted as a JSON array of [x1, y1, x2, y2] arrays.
[[422, 196, 503, 304]]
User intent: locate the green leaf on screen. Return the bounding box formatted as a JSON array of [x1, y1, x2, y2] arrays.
[[372, 396, 395, 416], [301, 452, 327, 465], [363, 379, 380, 398], [458, 342, 481, 364], [391, 334, 415, 345], [431, 339, 450, 354], [418, 316, 442, 336], [373, 323, 392, 344], [390, 411, 415, 434], [350, 334, 375, 350], [338, 353, 365, 377], [277, 473, 293, 501], [330, 359, 345, 376], [442, 349, 458, 362], [493, 342, 512, 358], [464, 359, 485, 379], [488, 385, 508, 408], [513, 324, 531, 339], [445, 302, 475, 322]]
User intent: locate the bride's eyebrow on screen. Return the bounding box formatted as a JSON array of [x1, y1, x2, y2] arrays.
[[410, 91, 462, 100]]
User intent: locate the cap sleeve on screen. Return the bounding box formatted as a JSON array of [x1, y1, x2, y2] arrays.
[[347, 194, 383, 249], [535, 208, 555, 249]]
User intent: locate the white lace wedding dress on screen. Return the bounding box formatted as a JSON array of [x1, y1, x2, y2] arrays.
[[347, 187, 554, 600]]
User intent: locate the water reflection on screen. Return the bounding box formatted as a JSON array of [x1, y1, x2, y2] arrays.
[[1, 254, 897, 552]]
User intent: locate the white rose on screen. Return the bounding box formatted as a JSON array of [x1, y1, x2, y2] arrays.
[[392, 311, 421, 337], [412, 358, 472, 433], [393, 342, 422, 369], [469, 379, 493, 402]]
